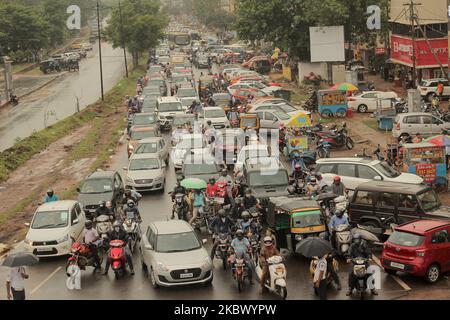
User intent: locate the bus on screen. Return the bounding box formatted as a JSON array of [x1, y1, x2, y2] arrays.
[[167, 32, 191, 52]]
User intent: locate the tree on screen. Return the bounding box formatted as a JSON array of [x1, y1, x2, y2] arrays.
[[41, 0, 70, 47], [192, 0, 236, 30], [104, 0, 169, 67]]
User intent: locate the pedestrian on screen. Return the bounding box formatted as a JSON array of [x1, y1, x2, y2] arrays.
[[412, 132, 423, 144], [437, 81, 444, 99], [313, 253, 329, 300], [6, 266, 29, 300]]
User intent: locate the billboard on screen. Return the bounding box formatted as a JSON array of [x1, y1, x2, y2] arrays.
[[391, 35, 448, 68], [309, 26, 345, 62]]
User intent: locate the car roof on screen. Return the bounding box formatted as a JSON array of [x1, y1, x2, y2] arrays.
[[130, 153, 161, 160], [395, 219, 450, 234], [152, 220, 193, 234], [182, 133, 204, 139], [87, 170, 116, 179], [204, 106, 224, 111], [158, 96, 181, 102], [316, 157, 376, 165], [355, 181, 430, 194], [37, 200, 77, 212], [396, 112, 437, 117], [132, 126, 156, 132], [137, 137, 163, 144]]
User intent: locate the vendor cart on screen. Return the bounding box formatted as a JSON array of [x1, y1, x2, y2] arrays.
[[317, 90, 348, 118]]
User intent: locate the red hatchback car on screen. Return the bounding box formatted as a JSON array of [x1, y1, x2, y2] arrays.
[[381, 219, 450, 283]]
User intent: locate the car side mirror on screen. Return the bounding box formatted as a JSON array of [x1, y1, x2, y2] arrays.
[[72, 219, 79, 225], [202, 239, 208, 244], [24, 222, 30, 227], [145, 244, 153, 250], [374, 176, 382, 181]]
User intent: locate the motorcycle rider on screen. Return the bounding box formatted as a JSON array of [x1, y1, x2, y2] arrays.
[[346, 233, 377, 296], [332, 176, 347, 196], [43, 188, 59, 203], [209, 209, 234, 260], [328, 208, 349, 250], [217, 169, 234, 206], [82, 220, 102, 272], [122, 189, 142, 206], [103, 221, 135, 276], [206, 177, 218, 198], [259, 236, 280, 294], [189, 189, 205, 225], [230, 229, 254, 285], [315, 172, 329, 190], [306, 176, 320, 197], [94, 201, 110, 219], [236, 211, 258, 235], [242, 189, 259, 210], [123, 199, 142, 223]]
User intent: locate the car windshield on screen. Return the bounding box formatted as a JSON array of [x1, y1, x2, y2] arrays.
[[129, 158, 160, 170], [135, 142, 158, 154], [156, 232, 201, 253], [273, 111, 290, 120], [248, 170, 288, 187], [205, 109, 226, 118], [178, 138, 206, 149], [131, 130, 156, 140], [80, 178, 113, 193], [173, 117, 194, 126], [143, 99, 157, 109], [389, 231, 425, 247], [279, 104, 297, 113], [292, 211, 322, 228], [177, 88, 196, 97], [184, 163, 218, 175], [133, 114, 156, 125], [149, 80, 163, 86], [251, 82, 265, 89], [238, 148, 269, 162], [32, 210, 69, 229], [418, 190, 441, 211], [159, 103, 183, 112], [374, 162, 401, 178]]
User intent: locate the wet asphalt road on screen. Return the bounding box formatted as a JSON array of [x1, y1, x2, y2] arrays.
[[0, 60, 448, 300], [0, 41, 127, 151]]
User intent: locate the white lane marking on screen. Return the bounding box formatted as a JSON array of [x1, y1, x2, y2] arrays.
[[372, 255, 411, 291], [30, 266, 62, 295]]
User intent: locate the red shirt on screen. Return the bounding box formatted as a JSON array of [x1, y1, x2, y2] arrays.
[[206, 183, 218, 198]]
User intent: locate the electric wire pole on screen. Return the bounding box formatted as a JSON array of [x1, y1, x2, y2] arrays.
[[97, 0, 105, 101], [404, 1, 421, 89]]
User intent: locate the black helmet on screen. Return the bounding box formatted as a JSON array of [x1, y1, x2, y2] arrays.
[[209, 177, 216, 184], [47, 188, 54, 197], [335, 209, 344, 218], [221, 169, 227, 176], [218, 209, 226, 217], [99, 200, 106, 208], [113, 221, 122, 229], [85, 220, 93, 229]]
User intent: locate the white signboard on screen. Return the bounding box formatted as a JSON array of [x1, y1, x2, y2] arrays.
[[309, 26, 345, 62]]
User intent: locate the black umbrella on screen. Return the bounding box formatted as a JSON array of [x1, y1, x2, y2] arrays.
[[295, 237, 332, 258], [1, 252, 39, 267]]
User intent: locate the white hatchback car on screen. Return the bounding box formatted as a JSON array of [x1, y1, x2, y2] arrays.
[[140, 220, 213, 288], [315, 158, 424, 191], [24, 200, 86, 257], [234, 143, 270, 174]]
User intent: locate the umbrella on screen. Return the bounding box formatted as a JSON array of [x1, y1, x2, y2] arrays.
[[1, 252, 39, 267], [424, 135, 450, 147], [330, 83, 359, 92], [295, 237, 332, 258], [180, 178, 207, 190], [351, 228, 380, 243]]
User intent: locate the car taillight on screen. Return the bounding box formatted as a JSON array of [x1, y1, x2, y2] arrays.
[[395, 123, 400, 130], [348, 97, 356, 101], [416, 250, 425, 257], [420, 87, 427, 91]]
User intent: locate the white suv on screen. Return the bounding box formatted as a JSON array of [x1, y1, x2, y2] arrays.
[[156, 97, 185, 130], [418, 78, 450, 101], [315, 158, 423, 191]]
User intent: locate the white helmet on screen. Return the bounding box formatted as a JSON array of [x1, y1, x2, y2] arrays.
[[263, 236, 273, 246]]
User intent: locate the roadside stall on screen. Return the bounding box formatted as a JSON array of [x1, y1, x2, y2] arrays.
[[402, 142, 448, 191], [317, 89, 348, 118], [283, 112, 314, 160], [266, 197, 326, 254]]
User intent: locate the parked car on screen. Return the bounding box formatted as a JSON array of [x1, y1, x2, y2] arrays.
[[77, 170, 124, 219], [349, 181, 450, 231], [392, 112, 450, 140], [24, 201, 86, 257], [418, 78, 450, 101], [381, 219, 450, 283], [211, 93, 232, 109], [231, 88, 270, 104], [133, 137, 170, 165], [348, 91, 398, 113], [248, 101, 301, 117], [123, 153, 166, 192], [251, 109, 292, 130], [139, 220, 213, 288]]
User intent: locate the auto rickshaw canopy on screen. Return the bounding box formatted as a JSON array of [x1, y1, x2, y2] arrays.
[[285, 111, 312, 128]]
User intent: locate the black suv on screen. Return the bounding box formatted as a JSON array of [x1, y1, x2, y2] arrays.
[[349, 181, 450, 231], [77, 171, 124, 219]]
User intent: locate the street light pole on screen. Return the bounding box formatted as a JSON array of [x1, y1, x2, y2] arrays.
[[118, 0, 129, 78], [97, 0, 105, 101]]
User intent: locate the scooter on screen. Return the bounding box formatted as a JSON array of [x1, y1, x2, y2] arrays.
[[123, 216, 140, 254], [334, 224, 352, 256], [350, 257, 369, 300], [255, 255, 287, 299], [109, 240, 127, 280], [316, 139, 331, 158], [95, 215, 113, 241]]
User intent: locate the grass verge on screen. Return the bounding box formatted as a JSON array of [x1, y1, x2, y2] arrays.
[[363, 118, 380, 131]]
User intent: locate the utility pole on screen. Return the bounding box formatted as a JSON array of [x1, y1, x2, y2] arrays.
[[118, 0, 129, 78], [97, 0, 105, 101], [404, 1, 421, 89]]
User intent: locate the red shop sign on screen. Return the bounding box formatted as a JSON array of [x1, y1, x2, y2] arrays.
[[415, 163, 437, 183], [375, 47, 386, 55], [390, 35, 448, 67]]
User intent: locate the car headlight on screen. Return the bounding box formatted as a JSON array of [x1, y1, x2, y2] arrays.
[[156, 262, 169, 273], [57, 234, 69, 244], [202, 257, 212, 269], [295, 234, 303, 241], [128, 145, 134, 151], [24, 238, 33, 245], [154, 176, 163, 183]]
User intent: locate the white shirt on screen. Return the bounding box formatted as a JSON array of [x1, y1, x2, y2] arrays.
[[313, 258, 327, 282], [7, 267, 26, 290], [83, 228, 99, 244]]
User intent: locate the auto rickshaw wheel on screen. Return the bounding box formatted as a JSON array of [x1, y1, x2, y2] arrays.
[[336, 108, 347, 118]]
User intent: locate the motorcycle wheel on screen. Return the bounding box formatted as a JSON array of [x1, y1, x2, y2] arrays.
[[237, 277, 243, 293], [346, 138, 354, 150], [317, 148, 327, 159], [114, 270, 120, 280], [280, 287, 287, 300], [222, 254, 227, 271]]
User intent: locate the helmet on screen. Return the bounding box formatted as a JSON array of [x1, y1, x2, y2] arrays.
[[236, 229, 244, 238], [294, 164, 302, 172], [85, 220, 93, 229], [353, 233, 361, 244], [316, 172, 322, 178], [310, 177, 317, 183], [47, 188, 54, 197], [263, 236, 273, 246], [335, 209, 344, 218], [113, 221, 122, 228], [127, 199, 135, 207], [177, 175, 184, 182], [221, 169, 227, 176], [245, 188, 252, 195], [125, 189, 132, 197], [207, 120, 212, 125], [334, 176, 341, 183], [241, 211, 250, 219], [99, 200, 106, 208], [218, 209, 226, 217], [209, 177, 216, 184]]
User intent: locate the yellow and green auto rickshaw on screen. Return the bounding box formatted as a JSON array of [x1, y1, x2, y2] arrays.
[[267, 197, 327, 254]]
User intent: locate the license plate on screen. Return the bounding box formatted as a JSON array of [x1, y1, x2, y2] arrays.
[[180, 273, 193, 279], [36, 248, 51, 252], [391, 262, 405, 270], [215, 197, 224, 204]]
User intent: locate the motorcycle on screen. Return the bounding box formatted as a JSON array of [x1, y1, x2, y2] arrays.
[[351, 257, 369, 299], [191, 206, 211, 232], [321, 127, 354, 150], [214, 233, 231, 270], [109, 239, 128, 280], [9, 94, 19, 106], [95, 215, 113, 241], [123, 215, 140, 254], [171, 193, 188, 221], [316, 139, 331, 158], [229, 252, 249, 292], [288, 176, 306, 195], [66, 242, 103, 274], [333, 224, 352, 256], [255, 255, 287, 299]]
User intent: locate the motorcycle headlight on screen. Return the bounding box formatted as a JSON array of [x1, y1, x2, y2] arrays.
[[202, 257, 212, 269], [295, 234, 303, 241], [24, 238, 33, 245], [56, 234, 69, 244], [157, 262, 169, 273]]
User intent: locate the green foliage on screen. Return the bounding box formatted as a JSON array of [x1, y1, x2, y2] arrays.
[[192, 0, 236, 29]]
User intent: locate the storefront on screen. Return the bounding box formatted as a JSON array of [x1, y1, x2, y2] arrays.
[[390, 35, 448, 82]]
